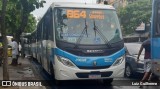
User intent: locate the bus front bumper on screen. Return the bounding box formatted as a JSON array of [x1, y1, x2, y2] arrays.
[[53, 56, 125, 80]]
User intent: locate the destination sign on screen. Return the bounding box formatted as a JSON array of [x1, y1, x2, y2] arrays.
[[66, 9, 105, 19]]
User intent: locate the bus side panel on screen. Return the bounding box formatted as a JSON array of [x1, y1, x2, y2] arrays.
[[43, 8, 54, 73], [42, 40, 49, 72], [151, 38, 160, 59], [151, 38, 160, 76]]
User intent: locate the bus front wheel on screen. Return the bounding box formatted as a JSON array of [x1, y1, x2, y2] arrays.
[[49, 62, 61, 85]]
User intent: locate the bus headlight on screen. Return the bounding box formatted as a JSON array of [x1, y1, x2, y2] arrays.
[[112, 55, 124, 66], [57, 56, 76, 68]]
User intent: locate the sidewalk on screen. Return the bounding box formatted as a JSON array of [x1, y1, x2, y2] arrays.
[[0, 57, 46, 89]]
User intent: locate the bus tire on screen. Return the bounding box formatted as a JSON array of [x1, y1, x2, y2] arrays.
[[50, 62, 54, 77], [49, 62, 61, 85]]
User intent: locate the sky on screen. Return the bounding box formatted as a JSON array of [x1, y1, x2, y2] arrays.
[[31, 0, 97, 18]]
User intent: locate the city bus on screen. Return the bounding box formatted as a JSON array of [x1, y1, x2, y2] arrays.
[[151, 0, 160, 77], [25, 2, 125, 84]]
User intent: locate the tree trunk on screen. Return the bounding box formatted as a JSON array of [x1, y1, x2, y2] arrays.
[[15, 0, 29, 42], [15, 13, 29, 42], [12, 1, 29, 64], [1, 0, 9, 80]]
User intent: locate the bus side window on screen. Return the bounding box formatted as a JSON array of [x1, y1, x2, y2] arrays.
[[44, 8, 53, 41], [49, 9, 53, 41], [44, 13, 48, 40]]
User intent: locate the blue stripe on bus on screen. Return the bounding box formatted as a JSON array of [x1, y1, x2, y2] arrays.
[[151, 38, 160, 59], [53, 48, 125, 67]]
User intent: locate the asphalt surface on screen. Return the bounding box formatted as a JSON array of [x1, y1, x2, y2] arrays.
[[30, 59, 160, 89]]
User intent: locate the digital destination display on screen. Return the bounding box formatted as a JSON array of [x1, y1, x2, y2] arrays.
[[66, 9, 105, 19]]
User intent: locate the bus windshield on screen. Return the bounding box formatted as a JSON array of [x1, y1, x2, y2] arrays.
[[55, 8, 122, 45]]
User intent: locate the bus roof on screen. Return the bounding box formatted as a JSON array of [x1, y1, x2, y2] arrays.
[[51, 2, 115, 10]]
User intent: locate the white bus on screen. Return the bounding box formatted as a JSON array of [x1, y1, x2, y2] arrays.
[[24, 2, 125, 84]]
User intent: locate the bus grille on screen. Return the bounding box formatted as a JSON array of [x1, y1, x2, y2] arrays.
[[77, 65, 111, 69], [75, 71, 113, 78]]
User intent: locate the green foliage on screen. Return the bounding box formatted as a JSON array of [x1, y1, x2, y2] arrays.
[[24, 14, 37, 33], [1, 0, 45, 39], [117, 0, 152, 35]]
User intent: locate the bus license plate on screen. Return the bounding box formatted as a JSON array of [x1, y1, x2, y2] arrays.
[[89, 74, 101, 78]]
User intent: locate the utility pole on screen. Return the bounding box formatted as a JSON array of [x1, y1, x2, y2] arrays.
[[1, 0, 9, 80]]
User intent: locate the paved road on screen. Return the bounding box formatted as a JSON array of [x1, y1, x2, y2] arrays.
[[30, 59, 160, 89]]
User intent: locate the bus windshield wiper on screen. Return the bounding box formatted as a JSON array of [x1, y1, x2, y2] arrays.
[[74, 19, 88, 48], [93, 20, 111, 47]]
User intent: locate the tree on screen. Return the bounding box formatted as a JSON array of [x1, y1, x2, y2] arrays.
[[0, 0, 45, 79], [24, 14, 37, 33], [0, 0, 9, 80], [8, 0, 45, 65], [15, 0, 46, 42], [127, 0, 136, 3], [1, 0, 38, 36], [1, 0, 45, 42], [117, 0, 152, 35]]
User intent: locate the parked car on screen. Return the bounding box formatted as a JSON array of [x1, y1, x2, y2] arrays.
[[124, 43, 145, 77]]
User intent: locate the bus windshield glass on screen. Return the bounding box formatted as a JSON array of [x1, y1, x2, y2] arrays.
[[55, 8, 122, 45]]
